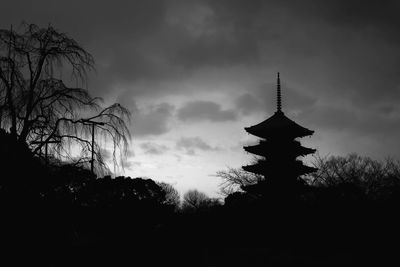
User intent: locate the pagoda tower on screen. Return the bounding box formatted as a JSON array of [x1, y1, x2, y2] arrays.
[[242, 73, 317, 195]]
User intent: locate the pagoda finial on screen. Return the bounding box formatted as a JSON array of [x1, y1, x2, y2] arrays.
[[277, 72, 282, 112]]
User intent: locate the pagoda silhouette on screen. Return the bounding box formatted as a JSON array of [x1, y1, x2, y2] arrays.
[[242, 73, 317, 197]]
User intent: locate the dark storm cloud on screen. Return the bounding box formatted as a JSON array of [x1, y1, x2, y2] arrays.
[[235, 82, 317, 116], [0, 0, 166, 41], [170, 26, 259, 68], [130, 103, 174, 137], [140, 142, 170, 155], [177, 100, 237, 122], [5, 0, 400, 102], [299, 105, 358, 132], [0, 0, 172, 98], [3, 0, 400, 158], [235, 93, 264, 116], [259, 82, 317, 115], [0, 0, 263, 98], [176, 136, 219, 155], [290, 0, 400, 34], [297, 99, 400, 154], [206, 0, 400, 38], [204, 0, 400, 106], [216, 0, 400, 149], [3, 0, 400, 86]]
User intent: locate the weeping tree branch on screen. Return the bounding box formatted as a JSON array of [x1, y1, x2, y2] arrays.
[[0, 23, 131, 175]]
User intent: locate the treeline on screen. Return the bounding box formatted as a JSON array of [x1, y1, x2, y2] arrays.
[[0, 129, 223, 265], [218, 154, 400, 266], [2, 129, 400, 266]]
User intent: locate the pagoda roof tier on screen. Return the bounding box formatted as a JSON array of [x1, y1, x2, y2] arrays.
[[245, 111, 314, 139], [244, 140, 316, 157], [243, 161, 318, 177]]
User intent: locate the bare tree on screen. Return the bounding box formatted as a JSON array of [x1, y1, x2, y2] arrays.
[[158, 182, 181, 209], [0, 23, 130, 174], [182, 190, 209, 211], [181, 189, 221, 212], [216, 167, 263, 196], [307, 153, 400, 199]]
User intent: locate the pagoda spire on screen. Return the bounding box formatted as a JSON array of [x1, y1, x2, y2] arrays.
[[277, 72, 282, 113]]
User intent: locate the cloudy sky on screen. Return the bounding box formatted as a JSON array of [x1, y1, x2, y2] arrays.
[[3, 0, 400, 197]]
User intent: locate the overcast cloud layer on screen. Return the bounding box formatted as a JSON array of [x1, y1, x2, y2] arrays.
[[3, 0, 400, 196]]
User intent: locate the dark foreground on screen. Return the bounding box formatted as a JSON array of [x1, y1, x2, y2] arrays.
[[1, 133, 400, 266], [1, 189, 400, 267]]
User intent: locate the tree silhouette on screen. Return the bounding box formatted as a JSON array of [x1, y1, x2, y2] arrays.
[[216, 167, 263, 196], [181, 190, 221, 213], [0, 23, 130, 174], [182, 190, 209, 211], [308, 153, 400, 201], [158, 182, 181, 209], [75, 176, 168, 208]]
